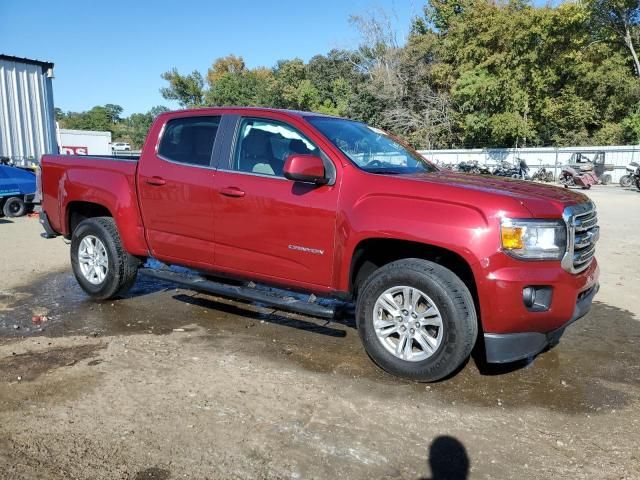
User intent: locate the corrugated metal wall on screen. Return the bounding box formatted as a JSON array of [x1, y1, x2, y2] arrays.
[[0, 57, 57, 166]]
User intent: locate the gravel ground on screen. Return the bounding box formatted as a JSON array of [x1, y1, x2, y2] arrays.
[[0, 186, 639, 479]]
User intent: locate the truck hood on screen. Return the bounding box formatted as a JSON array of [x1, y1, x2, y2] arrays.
[[395, 171, 589, 217]]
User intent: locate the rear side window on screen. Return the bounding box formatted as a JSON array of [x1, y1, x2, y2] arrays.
[[158, 116, 220, 167]]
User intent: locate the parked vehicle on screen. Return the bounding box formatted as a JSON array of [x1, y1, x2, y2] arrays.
[[111, 142, 131, 151], [559, 151, 614, 189], [456, 160, 491, 175], [492, 159, 530, 180], [39, 107, 600, 382], [531, 167, 554, 182], [559, 164, 598, 189], [632, 163, 640, 191], [61, 129, 113, 156], [619, 162, 639, 187], [0, 161, 36, 217]]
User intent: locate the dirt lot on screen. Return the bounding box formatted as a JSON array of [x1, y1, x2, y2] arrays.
[[1, 187, 639, 479]]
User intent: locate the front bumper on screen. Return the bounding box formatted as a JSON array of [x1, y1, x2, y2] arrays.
[[484, 283, 599, 363]]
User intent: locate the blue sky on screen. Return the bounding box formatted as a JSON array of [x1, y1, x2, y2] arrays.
[[1, 0, 420, 116]]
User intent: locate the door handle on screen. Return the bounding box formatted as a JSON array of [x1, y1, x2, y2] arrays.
[[146, 176, 166, 186], [220, 187, 245, 198]]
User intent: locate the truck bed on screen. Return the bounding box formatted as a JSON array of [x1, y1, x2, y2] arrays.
[[40, 154, 143, 250]]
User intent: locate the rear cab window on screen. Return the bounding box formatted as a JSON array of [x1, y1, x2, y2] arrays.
[[157, 116, 221, 167]]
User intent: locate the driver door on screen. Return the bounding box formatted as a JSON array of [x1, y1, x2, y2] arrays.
[[212, 116, 340, 288]]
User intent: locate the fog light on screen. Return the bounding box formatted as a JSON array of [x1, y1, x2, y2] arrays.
[[523, 287, 536, 308], [522, 286, 553, 312]]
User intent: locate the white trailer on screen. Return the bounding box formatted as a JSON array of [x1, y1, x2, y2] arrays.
[[58, 128, 112, 156]]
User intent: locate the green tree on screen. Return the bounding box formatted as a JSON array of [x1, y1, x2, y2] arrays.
[[124, 106, 170, 148], [207, 54, 246, 84], [155, 1, 640, 148], [160, 69, 206, 107], [62, 105, 117, 133], [587, 0, 640, 76], [104, 104, 123, 124]]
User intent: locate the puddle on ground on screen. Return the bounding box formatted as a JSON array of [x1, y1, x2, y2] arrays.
[[0, 344, 105, 382], [0, 271, 638, 414]]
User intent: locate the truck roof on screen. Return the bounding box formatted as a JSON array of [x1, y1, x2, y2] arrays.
[[161, 106, 338, 119]]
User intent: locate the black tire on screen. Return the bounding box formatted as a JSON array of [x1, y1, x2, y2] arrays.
[[3, 197, 26, 217], [70, 217, 140, 300], [356, 258, 477, 382], [620, 175, 632, 187], [601, 174, 611, 185]]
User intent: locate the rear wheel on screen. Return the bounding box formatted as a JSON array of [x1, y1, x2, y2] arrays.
[[601, 174, 611, 185], [356, 259, 477, 382], [3, 197, 25, 217], [71, 217, 140, 300]]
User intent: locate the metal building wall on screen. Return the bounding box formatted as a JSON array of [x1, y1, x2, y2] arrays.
[[0, 55, 57, 167], [419, 145, 640, 182]]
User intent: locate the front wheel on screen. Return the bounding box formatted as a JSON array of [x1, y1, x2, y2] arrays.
[[356, 259, 477, 382], [71, 217, 140, 300], [620, 175, 632, 187]]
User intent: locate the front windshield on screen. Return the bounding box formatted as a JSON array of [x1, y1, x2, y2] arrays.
[[306, 116, 437, 174]]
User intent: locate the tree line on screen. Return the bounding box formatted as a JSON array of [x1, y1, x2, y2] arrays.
[[55, 104, 169, 149], [58, 0, 640, 149]]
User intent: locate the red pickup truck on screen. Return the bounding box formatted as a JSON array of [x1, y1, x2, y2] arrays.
[[39, 107, 600, 381]]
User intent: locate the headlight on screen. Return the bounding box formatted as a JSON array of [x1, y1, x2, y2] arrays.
[[501, 219, 567, 260]]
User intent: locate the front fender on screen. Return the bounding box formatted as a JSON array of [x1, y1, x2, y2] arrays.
[[334, 192, 493, 292]]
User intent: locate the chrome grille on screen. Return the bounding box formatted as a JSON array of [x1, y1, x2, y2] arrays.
[[562, 202, 599, 274]]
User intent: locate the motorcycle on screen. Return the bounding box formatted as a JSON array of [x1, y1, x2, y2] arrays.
[[619, 162, 639, 187], [456, 160, 491, 175], [531, 167, 554, 182], [633, 163, 640, 191], [560, 151, 614, 189], [492, 159, 530, 180], [559, 163, 598, 189]]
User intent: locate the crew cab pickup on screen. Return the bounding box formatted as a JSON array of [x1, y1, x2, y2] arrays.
[[39, 108, 600, 381]]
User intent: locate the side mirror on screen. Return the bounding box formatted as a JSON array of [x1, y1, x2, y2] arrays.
[[283, 154, 328, 185]]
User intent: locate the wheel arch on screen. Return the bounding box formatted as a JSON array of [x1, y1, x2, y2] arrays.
[[66, 201, 113, 236], [348, 238, 480, 318]]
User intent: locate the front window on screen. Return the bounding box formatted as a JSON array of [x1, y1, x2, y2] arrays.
[[306, 116, 437, 174], [232, 118, 320, 177]]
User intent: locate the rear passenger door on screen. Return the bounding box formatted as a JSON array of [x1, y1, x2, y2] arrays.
[[138, 115, 222, 269]]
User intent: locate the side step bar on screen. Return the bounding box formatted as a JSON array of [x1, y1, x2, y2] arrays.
[[139, 267, 337, 319]]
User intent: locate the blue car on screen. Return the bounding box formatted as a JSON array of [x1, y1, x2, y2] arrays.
[[0, 164, 36, 217]]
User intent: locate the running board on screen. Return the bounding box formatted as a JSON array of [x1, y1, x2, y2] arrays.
[[139, 267, 336, 319]]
